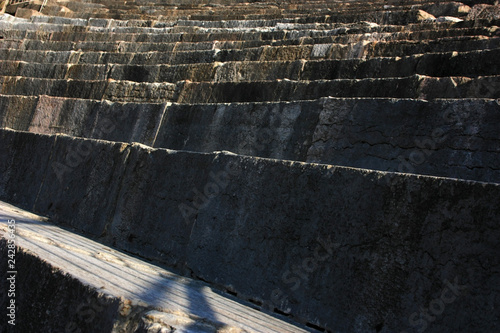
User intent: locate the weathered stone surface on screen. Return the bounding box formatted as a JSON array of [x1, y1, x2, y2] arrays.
[[13, 8, 43, 19], [34, 134, 129, 235], [153, 98, 500, 183], [2, 0, 500, 331], [0, 95, 38, 129], [0, 129, 499, 332], [187, 151, 500, 332], [108, 144, 215, 271], [436, 16, 464, 22], [467, 4, 500, 20], [423, 2, 471, 17], [0, 240, 121, 333], [2, 33, 499, 63], [177, 75, 500, 103], [0, 202, 308, 333], [413, 9, 436, 21], [0, 129, 54, 210], [0, 95, 167, 145]]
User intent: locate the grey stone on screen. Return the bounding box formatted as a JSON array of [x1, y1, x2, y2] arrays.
[[467, 4, 500, 20], [152, 98, 500, 184], [423, 2, 471, 17], [436, 16, 464, 23], [0, 203, 307, 333], [310, 43, 331, 58], [0, 129, 54, 209], [0, 129, 499, 332], [1, 0, 500, 331], [33, 134, 129, 235]]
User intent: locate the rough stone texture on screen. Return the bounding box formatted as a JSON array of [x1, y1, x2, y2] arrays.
[[1, 0, 500, 331], [0, 95, 38, 130], [436, 16, 464, 23], [0, 129, 54, 210], [107, 144, 215, 270], [2, 48, 498, 82], [0, 202, 307, 333], [176, 76, 500, 103], [186, 152, 500, 332], [1, 95, 499, 183], [153, 98, 500, 184], [0, 129, 499, 332], [34, 134, 129, 236], [467, 4, 500, 20], [423, 2, 471, 17], [0, 95, 166, 145], [0, 240, 121, 333]]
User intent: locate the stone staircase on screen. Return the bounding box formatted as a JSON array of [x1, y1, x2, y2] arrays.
[[1, 0, 499, 332]]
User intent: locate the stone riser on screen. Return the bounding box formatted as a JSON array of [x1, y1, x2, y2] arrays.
[[0, 128, 498, 332], [0, 48, 498, 82], [0, 15, 465, 35], [1, 95, 499, 184], [0, 95, 165, 147], [2, 24, 497, 47], [1, 37, 498, 65], [83, 0, 446, 5], [48, 8, 435, 24], [176, 75, 500, 102], [2, 37, 498, 66], [1, 18, 453, 37], [0, 76, 179, 102], [63, 5, 406, 17], [0, 74, 499, 102], [155, 98, 500, 184], [23, 14, 463, 29]]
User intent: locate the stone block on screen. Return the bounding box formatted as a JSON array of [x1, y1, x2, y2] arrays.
[[0, 129, 55, 210], [34, 134, 129, 235]]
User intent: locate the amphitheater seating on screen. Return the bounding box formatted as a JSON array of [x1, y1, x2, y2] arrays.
[[1, 0, 499, 332]]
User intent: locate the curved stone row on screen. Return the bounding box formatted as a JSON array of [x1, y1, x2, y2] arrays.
[[1, 0, 499, 332]]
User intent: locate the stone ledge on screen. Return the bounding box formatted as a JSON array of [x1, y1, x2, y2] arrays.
[[1, 128, 499, 331], [0, 201, 309, 333]]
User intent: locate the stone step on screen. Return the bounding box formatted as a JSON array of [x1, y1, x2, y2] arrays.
[[0, 74, 498, 102], [0, 48, 498, 82], [40, 5, 439, 23], [0, 75, 179, 102], [49, 4, 463, 24], [79, 0, 433, 5], [176, 75, 500, 102], [1, 35, 498, 65], [39, 0, 493, 20], [16, 10, 473, 30], [0, 128, 498, 332], [2, 34, 499, 65], [21, 12, 461, 30], [59, 0, 495, 10], [1, 94, 498, 183], [0, 94, 165, 147], [2, 22, 497, 46], [0, 10, 464, 32], [0, 202, 311, 333]]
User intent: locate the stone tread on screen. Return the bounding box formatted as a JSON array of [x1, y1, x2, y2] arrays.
[[1, 127, 499, 332], [0, 48, 498, 82], [0, 74, 498, 102], [0, 36, 498, 64], [7, 13, 454, 29], [1, 0, 500, 332], [0, 201, 311, 333], [1, 94, 498, 183], [2, 23, 498, 43]]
